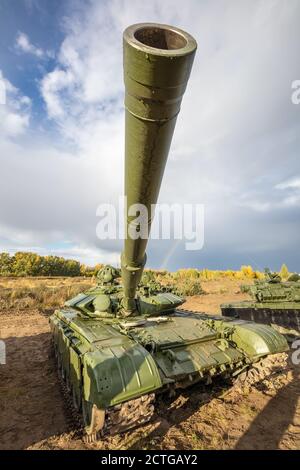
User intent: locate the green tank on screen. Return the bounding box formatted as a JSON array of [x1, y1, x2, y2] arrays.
[[221, 269, 300, 338], [50, 23, 288, 441]]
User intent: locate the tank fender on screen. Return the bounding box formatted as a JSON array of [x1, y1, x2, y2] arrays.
[[230, 321, 288, 358], [82, 341, 162, 408]]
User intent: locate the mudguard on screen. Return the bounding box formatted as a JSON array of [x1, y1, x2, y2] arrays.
[[82, 343, 162, 408], [230, 320, 288, 357], [51, 309, 163, 409]]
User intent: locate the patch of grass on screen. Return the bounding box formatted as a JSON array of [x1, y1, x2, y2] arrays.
[[0, 281, 93, 311], [176, 279, 206, 296], [219, 287, 228, 294]]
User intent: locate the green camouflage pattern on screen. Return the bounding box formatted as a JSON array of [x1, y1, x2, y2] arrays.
[[50, 297, 287, 409], [50, 268, 288, 409], [221, 270, 300, 335]]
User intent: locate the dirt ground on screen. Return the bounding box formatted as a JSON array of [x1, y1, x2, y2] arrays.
[[0, 278, 299, 450]]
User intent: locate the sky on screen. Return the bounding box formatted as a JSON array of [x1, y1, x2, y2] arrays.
[[0, 0, 300, 271]]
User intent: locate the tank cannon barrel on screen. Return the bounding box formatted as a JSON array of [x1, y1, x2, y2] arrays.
[[121, 23, 197, 313]]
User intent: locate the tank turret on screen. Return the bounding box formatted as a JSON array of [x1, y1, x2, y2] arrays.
[[243, 279, 300, 303]]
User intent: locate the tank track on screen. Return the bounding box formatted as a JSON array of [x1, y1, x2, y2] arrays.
[[53, 340, 155, 442], [232, 352, 289, 392], [55, 350, 288, 443]]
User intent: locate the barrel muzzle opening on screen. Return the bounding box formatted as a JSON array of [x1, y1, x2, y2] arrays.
[[134, 25, 187, 50], [124, 23, 197, 56]]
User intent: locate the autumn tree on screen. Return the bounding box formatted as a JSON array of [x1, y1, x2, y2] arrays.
[[279, 263, 290, 280]]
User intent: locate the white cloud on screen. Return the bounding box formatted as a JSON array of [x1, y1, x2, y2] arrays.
[[0, 112, 29, 137], [275, 177, 300, 208], [0, 70, 31, 137], [276, 178, 300, 190], [50, 245, 120, 267], [16, 31, 44, 57], [0, 236, 119, 267], [1, 0, 300, 270], [41, 69, 75, 117], [15, 31, 54, 59], [282, 195, 300, 207], [238, 201, 272, 212]]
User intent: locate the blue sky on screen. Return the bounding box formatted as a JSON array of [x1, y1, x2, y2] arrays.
[[0, 0, 300, 271], [0, 1, 63, 117]]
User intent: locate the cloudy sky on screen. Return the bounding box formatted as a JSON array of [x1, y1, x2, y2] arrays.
[[0, 0, 299, 271]]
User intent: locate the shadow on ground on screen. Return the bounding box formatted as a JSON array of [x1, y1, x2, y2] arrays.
[[0, 332, 70, 450], [235, 366, 300, 450], [126, 382, 228, 450]]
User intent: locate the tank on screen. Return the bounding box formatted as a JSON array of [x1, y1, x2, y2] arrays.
[[50, 23, 288, 442], [221, 269, 300, 338]]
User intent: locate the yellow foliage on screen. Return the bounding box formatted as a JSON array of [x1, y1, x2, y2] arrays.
[[279, 263, 290, 280], [162, 265, 264, 283]]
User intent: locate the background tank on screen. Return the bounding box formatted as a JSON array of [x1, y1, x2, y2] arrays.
[[221, 269, 300, 338], [50, 24, 288, 442]]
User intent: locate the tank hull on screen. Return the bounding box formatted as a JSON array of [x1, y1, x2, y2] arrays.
[[50, 307, 288, 439], [221, 301, 300, 336]]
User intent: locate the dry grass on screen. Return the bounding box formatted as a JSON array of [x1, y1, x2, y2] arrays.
[[0, 266, 260, 310], [0, 278, 93, 311]]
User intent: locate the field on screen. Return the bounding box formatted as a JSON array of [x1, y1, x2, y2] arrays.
[[0, 276, 299, 450]]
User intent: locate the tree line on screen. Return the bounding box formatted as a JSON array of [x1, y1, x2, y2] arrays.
[[0, 252, 101, 277], [0, 251, 292, 280]]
